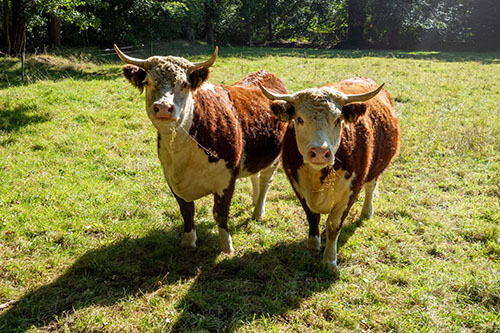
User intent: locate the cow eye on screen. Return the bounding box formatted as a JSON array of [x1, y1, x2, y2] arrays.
[[335, 118, 341, 126], [296, 116, 304, 125], [181, 82, 188, 90]]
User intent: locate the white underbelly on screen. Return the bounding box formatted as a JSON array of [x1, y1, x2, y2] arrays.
[[158, 133, 232, 202], [293, 166, 354, 214]]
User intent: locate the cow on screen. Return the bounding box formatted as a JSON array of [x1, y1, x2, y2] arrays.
[[114, 45, 288, 253], [259, 77, 400, 271]]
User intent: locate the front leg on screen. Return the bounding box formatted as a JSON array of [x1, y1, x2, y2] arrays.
[[296, 196, 321, 251], [322, 205, 349, 271], [172, 191, 197, 248], [213, 178, 237, 253]]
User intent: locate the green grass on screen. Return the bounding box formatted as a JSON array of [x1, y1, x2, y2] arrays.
[[1, 41, 499, 332]]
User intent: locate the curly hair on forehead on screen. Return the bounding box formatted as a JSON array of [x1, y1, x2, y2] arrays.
[[145, 56, 195, 85]]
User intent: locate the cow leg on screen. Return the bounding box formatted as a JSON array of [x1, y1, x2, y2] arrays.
[[297, 196, 321, 250], [250, 173, 260, 206], [361, 178, 378, 219], [322, 209, 344, 271], [172, 192, 197, 248], [251, 160, 278, 220], [213, 179, 236, 253]]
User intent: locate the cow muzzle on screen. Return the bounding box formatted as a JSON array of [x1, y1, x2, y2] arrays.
[[308, 146, 333, 167], [153, 102, 175, 120]]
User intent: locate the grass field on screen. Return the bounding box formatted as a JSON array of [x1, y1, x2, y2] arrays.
[[0, 41, 499, 332]]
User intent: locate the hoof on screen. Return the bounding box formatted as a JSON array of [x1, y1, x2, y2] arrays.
[[321, 258, 339, 274], [180, 230, 197, 248], [218, 227, 235, 254], [251, 210, 264, 220], [307, 235, 321, 251]]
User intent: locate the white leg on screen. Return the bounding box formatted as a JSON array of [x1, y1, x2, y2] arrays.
[[251, 161, 278, 220], [218, 227, 234, 253], [180, 229, 197, 248], [307, 235, 321, 251], [361, 178, 377, 219], [322, 207, 345, 272], [250, 173, 260, 206]]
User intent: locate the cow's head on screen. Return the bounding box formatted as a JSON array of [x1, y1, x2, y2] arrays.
[[260, 82, 384, 170], [115, 44, 217, 128]]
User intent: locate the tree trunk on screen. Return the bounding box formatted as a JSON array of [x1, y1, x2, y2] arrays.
[[48, 15, 61, 47], [203, 23, 215, 45], [3, 0, 10, 54], [266, 10, 273, 42], [11, 0, 26, 55], [346, 0, 367, 48], [183, 25, 195, 42]]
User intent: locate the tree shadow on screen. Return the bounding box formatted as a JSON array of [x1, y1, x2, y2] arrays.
[[0, 215, 364, 332], [0, 56, 120, 89], [0, 104, 50, 135]]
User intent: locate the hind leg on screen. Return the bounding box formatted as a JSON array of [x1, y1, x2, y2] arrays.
[[250, 173, 260, 206], [361, 178, 378, 219], [251, 160, 278, 220]]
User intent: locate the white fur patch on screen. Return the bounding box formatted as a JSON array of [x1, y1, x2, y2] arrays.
[[180, 229, 197, 248], [307, 235, 321, 251], [156, 94, 232, 202], [292, 166, 355, 214], [218, 227, 234, 253]]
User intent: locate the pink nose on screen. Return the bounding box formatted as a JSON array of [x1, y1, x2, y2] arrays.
[[308, 147, 332, 165], [153, 102, 175, 119]]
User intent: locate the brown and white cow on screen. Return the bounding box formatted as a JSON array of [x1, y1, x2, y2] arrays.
[[115, 45, 288, 253], [260, 77, 400, 271]]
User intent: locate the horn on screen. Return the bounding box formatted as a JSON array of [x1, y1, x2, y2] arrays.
[[258, 82, 296, 103], [345, 83, 385, 104], [114, 44, 146, 68], [190, 47, 218, 69]]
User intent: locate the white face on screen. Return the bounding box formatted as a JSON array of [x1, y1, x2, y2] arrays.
[[142, 66, 192, 131], [291, 88, 347, 169]]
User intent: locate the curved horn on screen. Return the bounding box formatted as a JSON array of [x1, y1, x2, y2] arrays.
[[258, 82, 296, 103], [190, 47, 218, 69], [114, 44, 146, 68], [345, 83, 385, 104]]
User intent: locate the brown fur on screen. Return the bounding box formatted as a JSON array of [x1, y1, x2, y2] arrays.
[[191, 70, 288, 174]]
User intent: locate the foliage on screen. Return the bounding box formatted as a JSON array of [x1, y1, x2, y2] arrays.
[[1, 0, 499, 52], [0, 43, 499, 331]]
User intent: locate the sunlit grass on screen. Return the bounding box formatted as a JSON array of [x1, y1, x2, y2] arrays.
[[0, 42, 499, 331]]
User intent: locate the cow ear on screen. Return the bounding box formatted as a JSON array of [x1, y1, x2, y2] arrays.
[[188, 67, 210, 90], [271, 101, 295, 122], [123, 64, 146, 93], [342, 103, 367, 123]]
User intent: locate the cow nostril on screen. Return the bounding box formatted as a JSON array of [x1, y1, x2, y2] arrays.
[[168, 105, 174, 113], [325, 150, 331, 158], [154, 105, 160, 113], [311, 151, 316, 158]]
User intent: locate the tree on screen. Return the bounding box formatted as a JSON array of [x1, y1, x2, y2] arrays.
[[345, 0, 367, 47], [2, 0, 97, 55]]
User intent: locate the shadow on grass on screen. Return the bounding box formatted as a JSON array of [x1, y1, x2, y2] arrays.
[[0, 216, 363, 331], [0, 104, 50, 134], [0, 56, 120, 89]]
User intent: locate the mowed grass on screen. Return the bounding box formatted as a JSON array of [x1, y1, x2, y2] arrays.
[[0, 41, 499, 331]]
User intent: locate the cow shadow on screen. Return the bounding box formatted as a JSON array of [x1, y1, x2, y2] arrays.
[[0, 217, 362, 332]]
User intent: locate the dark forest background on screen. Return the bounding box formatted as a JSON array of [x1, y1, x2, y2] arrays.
[[2, 0, 500, 55]]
